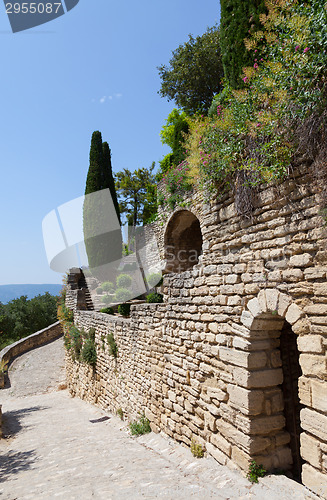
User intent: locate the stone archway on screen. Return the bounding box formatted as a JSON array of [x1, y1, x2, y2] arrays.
[[238, 289, 307, 480], [164, 210, 203, 273]]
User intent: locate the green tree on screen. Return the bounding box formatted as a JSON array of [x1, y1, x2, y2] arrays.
[[220, 0, 266, 89], [102, 141, 121, 224], [84, 131, 122, 278], [115, 162, 157, 226], [0, 293, 58, 350], [158, 26, 224, 115], [159, 109, 189, 178]]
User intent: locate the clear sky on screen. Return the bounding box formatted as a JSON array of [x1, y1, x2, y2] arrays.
[[0, 0, 220, 285]]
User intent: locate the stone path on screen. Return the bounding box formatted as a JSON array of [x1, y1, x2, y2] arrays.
[[0, 338, 320, 499]]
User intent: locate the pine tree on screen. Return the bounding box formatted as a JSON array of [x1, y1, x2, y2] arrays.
[[220, 0, 266, 89], [83, 131, 122, 280], [102, 141, 121, 224]]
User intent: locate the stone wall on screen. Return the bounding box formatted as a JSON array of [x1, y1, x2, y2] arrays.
[[0, 322, 63, 370], [65, 165, 327, 498]]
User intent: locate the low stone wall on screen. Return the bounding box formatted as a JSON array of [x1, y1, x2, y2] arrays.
[[66, 166, 327, 498], [0, 322, 63, 371]]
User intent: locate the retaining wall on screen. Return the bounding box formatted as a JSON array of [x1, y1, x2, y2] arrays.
[[65, 165, 327, 498]]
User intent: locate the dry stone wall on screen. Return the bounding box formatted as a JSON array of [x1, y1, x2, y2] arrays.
[[65, 165, 327, 498]]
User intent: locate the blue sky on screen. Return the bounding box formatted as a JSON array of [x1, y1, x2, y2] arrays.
[[0, 0, 220, 285]]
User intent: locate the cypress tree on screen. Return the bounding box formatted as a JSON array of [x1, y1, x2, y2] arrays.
[[84, 131, 122, 280], [85, 131, 103, 195], [102, 141, 121, 224], [220, 0, 266, 89]]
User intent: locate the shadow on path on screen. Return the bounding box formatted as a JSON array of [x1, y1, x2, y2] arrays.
[[2, 405, 49, 438], [0, 449, 37, 483]]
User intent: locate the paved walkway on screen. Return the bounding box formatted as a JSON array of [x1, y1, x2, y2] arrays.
[[0, 338, 320, 499]]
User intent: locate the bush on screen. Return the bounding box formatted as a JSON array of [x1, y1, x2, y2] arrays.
[[247, 460, 266, 483], [191, 440, 204, 458], [101, 295, 112, 305], [100, 307, 115, 315], [114, 288, 132, 303], [107, 333, 118, 358], [146, 273, 162, 288], [101, 281, 115, 293], [81, 338, 97, 366], [118, 303, 131, 317], [129, 414, 151, 436], [69, 325, 83, 361], [146, 293, 163, 303], [96, 287, 103, 294], [116, 274, 132, 288]]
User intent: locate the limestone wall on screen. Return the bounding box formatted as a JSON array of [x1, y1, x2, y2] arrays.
[[65, 165, 327, 498], [0, 322, 63, 369]]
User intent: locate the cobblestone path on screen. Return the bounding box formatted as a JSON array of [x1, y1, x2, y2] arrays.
[[0, 338, 320, 499]]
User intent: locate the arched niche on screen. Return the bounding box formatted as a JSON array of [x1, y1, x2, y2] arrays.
[[164, 210, 203, 273]]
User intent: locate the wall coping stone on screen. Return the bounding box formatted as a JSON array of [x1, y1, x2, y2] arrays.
[[0, 321, 63, 371]]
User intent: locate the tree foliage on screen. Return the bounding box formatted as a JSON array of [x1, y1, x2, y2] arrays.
[[220, 0, 266, 89], [115, 162, 157, 226], [158, 26, 224, 115], [84, 131, 122, 278], [0, 293, 58, 350], [158, 109, 189, 178]]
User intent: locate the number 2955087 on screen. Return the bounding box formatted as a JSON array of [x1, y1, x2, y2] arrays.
[[6, 3, 62, 14]]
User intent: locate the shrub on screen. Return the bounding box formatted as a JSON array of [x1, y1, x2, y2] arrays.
[[116, 274, 132, 288], [191, 440, 204, 458], [101, 295, 112, 305], [107, 333, 118, 358], [114, 288, 132, 303], [96, 287, 103, 294], [117, 408, 124, 420], [146, 293, 163, 304], [81, 338, 97, 366], [247, 460, 266, 483], [129, 414, 151, 436], [118, 303, 131, 317], [146, 273, 162, 288], [100, 307, 115, 315], [101, 281, 115, 293], [69, 325, 83, 361]]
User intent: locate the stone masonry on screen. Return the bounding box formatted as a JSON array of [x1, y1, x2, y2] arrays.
[[65, 164, 327, 498]]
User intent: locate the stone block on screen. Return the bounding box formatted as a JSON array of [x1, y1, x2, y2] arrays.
[[311, 379, 327, 413], [227, 385, 264, 415], [314, 282, 327, 296], [304, 304, 327, 315], [210, 432, 232, 457], [302, 464, 327, 499], [247, 298, 262, 318], [291, 318, 311, 335], [297, 335, 323, 354], [285, 303, 304, 325], [265, 289, 279, 312], [231, 446, 251, 471], [233, 367, 283, 389], [300, 432, 321, 469], [277, 292, 292, 317], [250, 414, 285, 436], [298, 376, 312, 406], [299, 354, 326, 377], [206, 442, 228, 466], [301, 408, 327, 442], [290, 253, 313, 268]]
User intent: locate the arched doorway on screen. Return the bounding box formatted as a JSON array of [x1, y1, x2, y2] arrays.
[[164, 210, 203, 273], [279, 321, 304, 482], [239, 290, 306, 479]]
